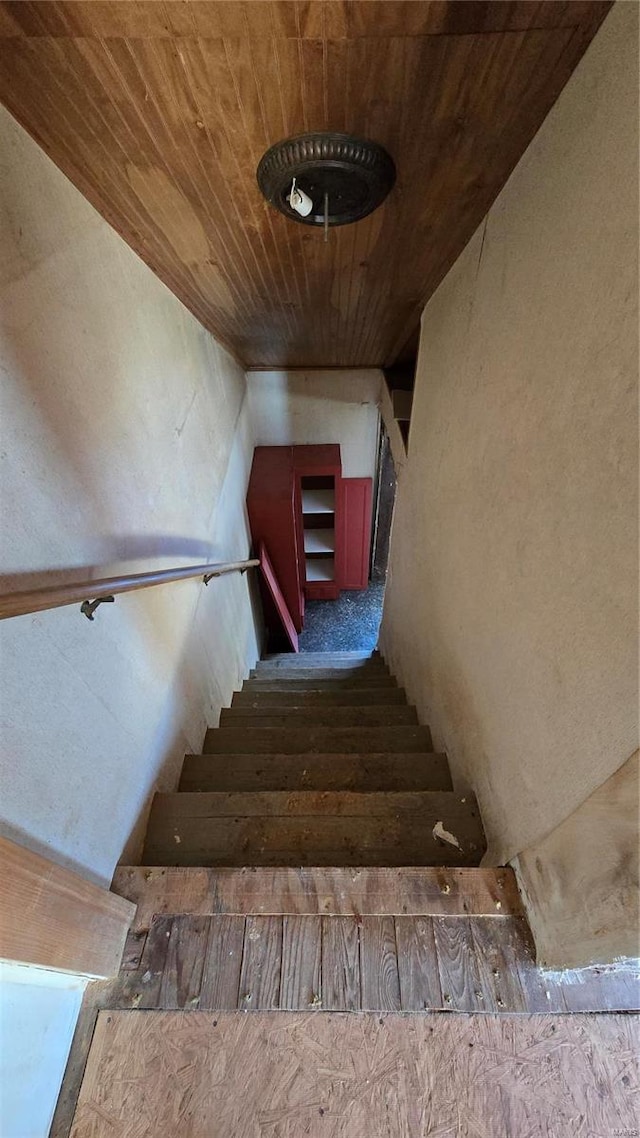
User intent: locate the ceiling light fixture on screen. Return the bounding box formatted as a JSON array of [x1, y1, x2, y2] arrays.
[[257, 132, 396, 240]]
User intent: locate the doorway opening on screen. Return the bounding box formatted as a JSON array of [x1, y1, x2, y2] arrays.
[[297, 422, 397, 652]]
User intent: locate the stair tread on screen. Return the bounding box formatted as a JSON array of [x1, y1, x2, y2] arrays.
[[160, 655, 487, 873], [180, 753, 452, 793], [243, 677, 398, 690], [219, 706, 418, 728], [263, 652, 379, 664], [113, 866, 523, 928], [203, 725, 433, 753]]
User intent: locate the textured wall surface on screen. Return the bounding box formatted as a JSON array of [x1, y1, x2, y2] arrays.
[[0, 106, 264, 1138], [0, 107, 261, 887], [381, 2, 638, 884], [246, 369, 382, 479], [514, 750, 639, 968]]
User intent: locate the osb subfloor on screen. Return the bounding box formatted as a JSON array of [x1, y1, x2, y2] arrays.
[[69, 1010, 639, 1138]]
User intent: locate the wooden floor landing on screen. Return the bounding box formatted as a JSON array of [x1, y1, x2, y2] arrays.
[[111, 912, 640, 1016], [69, 1010, 638, 1138], [52, 908, 640, 1137]]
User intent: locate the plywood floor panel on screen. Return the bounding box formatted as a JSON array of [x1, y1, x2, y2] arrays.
[[69, 1010, 640, 1138]]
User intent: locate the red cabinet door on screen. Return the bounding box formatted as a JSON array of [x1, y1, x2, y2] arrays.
[[340, 478, 373, 590]]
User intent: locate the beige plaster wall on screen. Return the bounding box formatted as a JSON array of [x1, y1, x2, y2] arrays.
[[380, 0, 638, 885], [0, 107, 261, 889], [246, 369, 382, 478]]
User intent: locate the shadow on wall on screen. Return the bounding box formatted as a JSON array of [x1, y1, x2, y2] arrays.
[[0, 554, 263, 888], [0, 536, 225, 594], [0, 338, 261, 883], [2, 267, 214, 660]]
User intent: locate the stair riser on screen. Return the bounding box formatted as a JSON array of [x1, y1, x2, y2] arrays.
[[254, 660, 388, 672], [250, 668, 391, 682], [219, 707, 418, 728], [262, 652, 379, 665], [143, 821, 484, 868], [142, 848, 484, 869], [144, 790, 485, 867], [155, 655, 488, 875], [179, 754, 453, 793], [203, 726, 433, 754], [153, 790, 477, 817], [232, 689, 408, 708], [243, 678, 398, 691]]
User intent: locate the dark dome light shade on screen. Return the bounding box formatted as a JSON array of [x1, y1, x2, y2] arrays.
[[257, 132, 396, 228]]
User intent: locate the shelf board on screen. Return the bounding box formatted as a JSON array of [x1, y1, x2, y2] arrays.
[[305, 557, 335, 583], [304, 529, 335, 554], [301, 488, 335, 514]]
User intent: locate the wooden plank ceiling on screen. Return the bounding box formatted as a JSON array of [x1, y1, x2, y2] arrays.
[[0, 1, 610, 368]]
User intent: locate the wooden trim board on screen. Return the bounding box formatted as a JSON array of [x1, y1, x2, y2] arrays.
[[111, 866, 523, 932], [0, 836, 135, 978], [258, 540, 299, 652]]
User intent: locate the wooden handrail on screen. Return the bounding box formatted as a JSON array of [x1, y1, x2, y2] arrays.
[[0, 558, 260, 621]]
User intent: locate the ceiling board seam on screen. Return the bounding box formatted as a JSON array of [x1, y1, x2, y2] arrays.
[[0, 27, 593, 42], [271, 35, 311, 356], [188, 36, 285, 346], [221, 34, 300, 344], [100, 35, 260, 329], [248, 31, 307, 352], [153, 34, 281, 335]]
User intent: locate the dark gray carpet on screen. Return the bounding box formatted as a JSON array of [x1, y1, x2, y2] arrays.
[[297, 583, 385, 653]]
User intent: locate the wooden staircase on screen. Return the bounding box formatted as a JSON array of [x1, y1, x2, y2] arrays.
[[142, 651, 486, 869], [52, 651, 640, 1136]]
